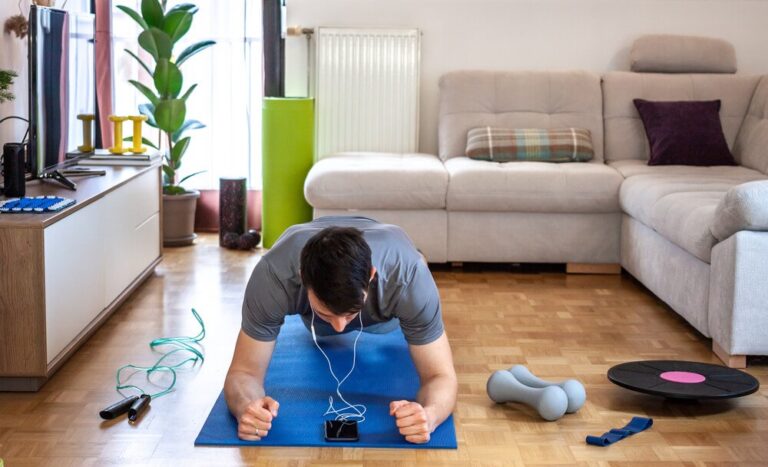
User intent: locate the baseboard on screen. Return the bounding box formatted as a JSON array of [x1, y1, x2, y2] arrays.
[[566, 263, 622, 274], [0, 376, 46, 392]]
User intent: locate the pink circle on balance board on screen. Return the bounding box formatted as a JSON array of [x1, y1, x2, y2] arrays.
[[660, 371, 706, 384]]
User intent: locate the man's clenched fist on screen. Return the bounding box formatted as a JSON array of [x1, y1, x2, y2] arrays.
[[390, 400, 431, 444], [237, 396, 280, 441]]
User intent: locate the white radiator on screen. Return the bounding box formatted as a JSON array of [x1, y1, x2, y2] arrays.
[[315, 27, 421, 158]]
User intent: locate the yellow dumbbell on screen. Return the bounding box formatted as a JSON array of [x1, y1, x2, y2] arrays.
[[128, 115, 149, 154], [108, 115, 129, 154], [77, 114, 95, 153]]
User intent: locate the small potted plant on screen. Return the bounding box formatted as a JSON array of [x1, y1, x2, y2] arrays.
[[0, 69, 17, 103], [118, 0, 214, 246]]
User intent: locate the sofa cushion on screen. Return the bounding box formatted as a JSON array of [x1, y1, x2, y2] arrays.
[[603, 72, 759, 163], [445, 157, 622, 213], [617, 164, 767, 262], [610, 159, 763, 179], [633, 99, 736, 166], [304, 152, 449, 210], [733, 75, 768, 174], [630, 35, 737, 74], [466, 127, 594, 162], [439, 71, 604, 161], [711, 181, 768, 241]]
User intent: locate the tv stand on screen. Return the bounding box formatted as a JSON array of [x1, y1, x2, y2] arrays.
[[0, 164, 162, 391]]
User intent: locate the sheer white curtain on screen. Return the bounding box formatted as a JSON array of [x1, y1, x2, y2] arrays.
[[112, 0, 263, 189]]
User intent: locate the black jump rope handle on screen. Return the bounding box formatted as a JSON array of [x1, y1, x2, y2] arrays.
[[99, 395, 139, 420], [128, 394, 152, 421], [99, 394, 151, 421]]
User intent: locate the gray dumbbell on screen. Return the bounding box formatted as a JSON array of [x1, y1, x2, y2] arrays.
[[486, 370, 568, 421], [508, 365, 586, 413]]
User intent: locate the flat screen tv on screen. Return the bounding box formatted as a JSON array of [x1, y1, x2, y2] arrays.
[[28, 5, 96, 178]]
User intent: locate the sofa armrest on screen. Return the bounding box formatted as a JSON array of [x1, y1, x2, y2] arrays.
[[711, 180, 768, 241]]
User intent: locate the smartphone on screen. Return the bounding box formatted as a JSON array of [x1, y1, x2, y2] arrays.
[[324, 420, 359, 442]]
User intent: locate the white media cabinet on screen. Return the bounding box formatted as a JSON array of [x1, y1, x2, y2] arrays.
[[0, 164, 162, 391]]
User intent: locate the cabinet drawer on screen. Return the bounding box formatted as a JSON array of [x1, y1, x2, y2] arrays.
[[45, 166, 161, 364], [103, 167, 161, 303], [45, 197, 107, 363], [104, 212, 160, 302], [104, 168, 160, 229]]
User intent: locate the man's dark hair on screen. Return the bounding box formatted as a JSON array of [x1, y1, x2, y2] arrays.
[[300, 227, 373, 315]]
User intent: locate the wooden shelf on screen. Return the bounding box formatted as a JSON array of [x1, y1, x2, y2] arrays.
[[0, 164, 163, 391], [0, 164, 160, 228]]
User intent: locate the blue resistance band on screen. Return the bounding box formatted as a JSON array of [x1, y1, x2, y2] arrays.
[[586, 416, 653, 447]]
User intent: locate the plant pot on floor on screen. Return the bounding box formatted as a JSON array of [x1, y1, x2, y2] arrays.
[[163, 190, 200, 246]]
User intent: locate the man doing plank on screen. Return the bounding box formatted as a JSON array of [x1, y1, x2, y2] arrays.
[[224, 216, 457, 444]]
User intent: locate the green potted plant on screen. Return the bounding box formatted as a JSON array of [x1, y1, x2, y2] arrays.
[[0, 69, 17, 103], [118, 0, 214, 246]]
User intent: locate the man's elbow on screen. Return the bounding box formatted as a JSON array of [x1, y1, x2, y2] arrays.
[[438, 368, 458, 386], [446, 372, 459, 400], [426, 371, 458, 395], [225, 367, 258, 389]]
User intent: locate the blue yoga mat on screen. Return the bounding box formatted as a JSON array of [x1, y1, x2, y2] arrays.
[[195, 315, 457, 449]]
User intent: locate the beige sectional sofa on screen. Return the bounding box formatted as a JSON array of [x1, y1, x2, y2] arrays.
[[304, 35, 768, 366]]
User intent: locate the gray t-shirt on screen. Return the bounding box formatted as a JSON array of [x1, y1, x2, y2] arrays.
[[241, 216, 444, 345]]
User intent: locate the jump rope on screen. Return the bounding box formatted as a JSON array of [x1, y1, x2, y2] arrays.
[[99, 309, 206, 422], [311, 310, 367, 423], [101, 306, 363, 424]]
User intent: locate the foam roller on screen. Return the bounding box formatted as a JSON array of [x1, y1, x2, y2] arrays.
[[486, 370, 568, 421], [261, 97, 314, 248], [508, 365, 586, 413]]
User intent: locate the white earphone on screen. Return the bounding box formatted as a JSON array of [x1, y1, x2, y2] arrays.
[[311, 310, 367, 423]]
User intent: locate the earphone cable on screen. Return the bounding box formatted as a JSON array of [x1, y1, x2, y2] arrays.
[[311, 310, 367, 422]]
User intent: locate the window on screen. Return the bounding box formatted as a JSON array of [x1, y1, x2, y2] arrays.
[[112, 0, 263, 189]]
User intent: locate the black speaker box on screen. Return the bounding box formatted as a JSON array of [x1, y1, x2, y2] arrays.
[[3, 143, 27, 197]]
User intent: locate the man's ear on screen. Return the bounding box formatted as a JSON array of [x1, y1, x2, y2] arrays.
[[370, 266, 377, 282]]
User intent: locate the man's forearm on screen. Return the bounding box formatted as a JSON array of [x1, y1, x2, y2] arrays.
[[417, 374, 458, 432], [224, 371, 265, 418]]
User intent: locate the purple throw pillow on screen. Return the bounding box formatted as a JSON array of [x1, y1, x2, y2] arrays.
[[633, 99, 736, 166]]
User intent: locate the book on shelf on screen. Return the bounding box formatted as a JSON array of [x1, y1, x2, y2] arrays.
[[67, 148, 160, 160], [78, 158, 158, 166], [91, 148, 158, 159], [78, 150, 162, 166]]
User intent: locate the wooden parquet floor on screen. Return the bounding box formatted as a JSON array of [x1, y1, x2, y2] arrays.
[[0, 234, 766, 466]]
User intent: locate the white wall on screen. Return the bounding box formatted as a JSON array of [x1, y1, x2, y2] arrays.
[[0, 7, 29, 147], [285, 0, 768, 155]]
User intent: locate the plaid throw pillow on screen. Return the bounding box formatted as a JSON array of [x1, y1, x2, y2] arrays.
[[465, 127, 595, 162]]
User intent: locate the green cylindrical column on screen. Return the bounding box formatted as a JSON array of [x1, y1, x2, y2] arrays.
[[262, 97, 314, 248]]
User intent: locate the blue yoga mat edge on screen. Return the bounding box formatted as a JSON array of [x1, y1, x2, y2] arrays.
[[194, 391, 457, 449]]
